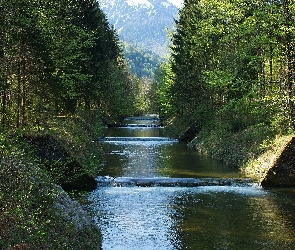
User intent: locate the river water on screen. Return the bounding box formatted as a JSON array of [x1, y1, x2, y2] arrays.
[[88, 115, 295, 250]]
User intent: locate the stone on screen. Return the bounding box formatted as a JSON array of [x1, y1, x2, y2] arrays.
[[262, 137, 295, 187]]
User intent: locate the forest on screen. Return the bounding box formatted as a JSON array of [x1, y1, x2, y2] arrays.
[[0, 0, 143, 248], [0, 0, 143, 130], [2, 0, 295, 248], [122, 41, 163, 78], [154, 0, 295, 166]]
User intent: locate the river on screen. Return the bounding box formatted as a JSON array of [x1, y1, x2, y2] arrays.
[[88, 115, 295, 250]]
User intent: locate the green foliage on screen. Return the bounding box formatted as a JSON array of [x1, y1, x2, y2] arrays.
[[153, 0, 295, 166], [45, 111, 104, 175], [97, 62, 140, 119], [153, 61, 175, 119], [122, 42, 163, 78], [0, 0, 139, 129], [0, 142, 101, 249]]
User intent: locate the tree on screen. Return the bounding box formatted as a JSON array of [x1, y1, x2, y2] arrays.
[[0, 0, 53, 128], [0, 0, 140, 129], [157, 0, 295, 134], [153, 61, 175, 119]]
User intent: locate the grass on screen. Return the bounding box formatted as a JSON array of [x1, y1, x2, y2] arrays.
[[188, 123, 275, 168], [0, 110, 105, 249], [243, 134, 294, 182]]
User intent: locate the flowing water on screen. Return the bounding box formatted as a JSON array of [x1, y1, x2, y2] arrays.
[[88, 115, 295, 250]]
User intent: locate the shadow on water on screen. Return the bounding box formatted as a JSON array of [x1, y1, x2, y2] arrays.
[[88, 115, 295, 250]]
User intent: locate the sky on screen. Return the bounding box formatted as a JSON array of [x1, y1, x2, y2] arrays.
[[125, 0, 184, 8], [167, 0, 183, 8]]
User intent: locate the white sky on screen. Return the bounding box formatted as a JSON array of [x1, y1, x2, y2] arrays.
[[126, 0, 184, 8], [167, 0, 183, 8], [127, 0, 151, 6]]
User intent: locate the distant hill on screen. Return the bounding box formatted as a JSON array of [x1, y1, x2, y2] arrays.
[[122, 42, 164, 78], [99, 0, 181, 57]]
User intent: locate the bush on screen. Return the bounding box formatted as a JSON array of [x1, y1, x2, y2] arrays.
[[0, 155, 101, 249], [191, 123, 275, 167], [0, 112, 104, 249]]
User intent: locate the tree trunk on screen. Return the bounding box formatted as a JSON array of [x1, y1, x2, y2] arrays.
[[269, 44, 273, 90], [283, 0, 295, 129], [17, 59, 21, 128], [85, 99, 91, 110]]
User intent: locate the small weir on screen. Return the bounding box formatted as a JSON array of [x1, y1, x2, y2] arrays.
[[96, 176, 255, 187], [89, 115, 295, 250], [100, 137, 178, 142], [107, 124, 163, 128], [124, 115, 160, 121]]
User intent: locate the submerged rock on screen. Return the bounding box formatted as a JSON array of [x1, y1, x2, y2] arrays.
[[262, 137, 295, 187]]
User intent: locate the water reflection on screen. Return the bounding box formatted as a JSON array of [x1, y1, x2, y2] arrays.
[[90, 116, 295, 249], [89, 187, 177, 250], [158, 143, 243, 178], [105, 127, 165, 138], [99, 140, 242, 179], [100, 142, 174, 178], [89, 186, 295, 250], [170, 187, 295, 250]]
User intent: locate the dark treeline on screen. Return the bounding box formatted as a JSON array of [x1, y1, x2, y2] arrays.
[[154, 0, 295, 165], [0, 0, 141, 130]]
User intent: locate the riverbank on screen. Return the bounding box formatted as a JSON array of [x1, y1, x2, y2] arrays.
[[165, 117, 275, 167], [191, 128, 295, 186], [0, 111, 105, 249], [165, 116, 295, 186], [244, 135, 295, 186]]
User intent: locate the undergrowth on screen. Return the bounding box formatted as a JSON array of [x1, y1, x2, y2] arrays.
[[190, 123, 276, 167], [0, 154, 101, 249], [0, 110, 104, 249], [45, 110, 105, 175]]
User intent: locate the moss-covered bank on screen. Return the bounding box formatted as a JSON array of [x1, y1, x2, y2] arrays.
[[0, 157, 102, 249], [166, 116, 295, 187], [166, 117, 275, 167], [0, 111, 105, 249], [191, 128, 295, 186], [244, 135, 295, 187]]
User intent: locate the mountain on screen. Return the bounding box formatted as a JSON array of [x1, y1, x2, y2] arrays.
[[122, 42, 164, 78], [98, 0, 182, 57]]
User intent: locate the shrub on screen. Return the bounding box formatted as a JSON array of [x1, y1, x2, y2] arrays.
[[0, 155, 101, 249]]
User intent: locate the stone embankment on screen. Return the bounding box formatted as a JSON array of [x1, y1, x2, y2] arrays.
[[24, 134, 97, 191], [244, 135, 295, 187], [0, 156, 101, 249]]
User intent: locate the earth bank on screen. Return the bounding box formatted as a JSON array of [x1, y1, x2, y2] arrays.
[[167, 118, 295, 187], [0, 112, 105, 249], [244, 135, 295, 187]]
